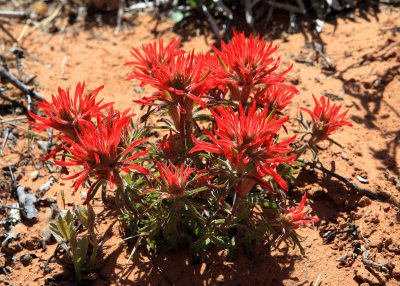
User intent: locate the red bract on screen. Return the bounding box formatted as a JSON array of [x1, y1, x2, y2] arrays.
[[282, 194, 319, 229], [157, 130, 183, 164], [132, 51, 212, 109], [253, 85, 295, 113], [28, 82, 113, 140], [211, 31, 298, 105], [125, 38, 184, 78], [131, 51, 218, 137], [190, 102, 296, 194], [156, 162, 195, 198], [300, 94, 352, 143], [54, 109, 149, 199]]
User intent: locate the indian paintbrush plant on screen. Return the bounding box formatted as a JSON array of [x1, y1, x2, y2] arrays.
[[30, 31, 352, 272], [49, 205, 105, 281]]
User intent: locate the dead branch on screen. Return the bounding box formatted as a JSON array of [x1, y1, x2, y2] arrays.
[[201, 4, 221, 41], [0, 127, 9, 155], [0, 23, 18, 43], [0, 11, 29, 18], [298, 159, 386, 201], [0, 204, 23, 210], [0, 66, 44, 101]]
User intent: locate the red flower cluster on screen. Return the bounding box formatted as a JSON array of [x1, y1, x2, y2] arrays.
[[125, 38, 184, 78], [211, 31, 299, 105], [126, 39, 221, 137], [190, 102, 296, 195], [29, 82, 112, 140], [300, 95, 352, 143], [54, 108, 149, 198], [28, 82, 114, 161]]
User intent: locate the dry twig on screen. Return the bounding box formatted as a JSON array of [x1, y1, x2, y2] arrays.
[[298, 159, 386, 200], [0, 66, 44, 101]]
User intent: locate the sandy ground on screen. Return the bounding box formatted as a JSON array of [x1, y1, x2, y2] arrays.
[[1, 4, 400, 286]]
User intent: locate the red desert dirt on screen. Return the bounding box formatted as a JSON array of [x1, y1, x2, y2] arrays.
[[0, 4, 400, 286]]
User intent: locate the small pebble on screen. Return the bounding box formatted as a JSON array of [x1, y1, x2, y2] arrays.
[[19, 253, 33, 266], [341, 152, 349, 160], [30, 171, 39, 181], [36, 140, 49, 151], [134, 87, 144, 93]]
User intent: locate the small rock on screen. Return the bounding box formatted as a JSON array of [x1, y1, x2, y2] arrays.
[[387, 239, 400, 253], [19, 253, 33, 266], [393, 268, 400, 277], [365, 213, 380, 224], [354, 268, 381, 285], [361, 225, 375, 238], [36, 140, 49, 151], [341, 152, 350, 161], [358, 196, 371, 207], [30, 171, 39, 181], [39, 262, 52, 274], [134, 87, 144, 93]]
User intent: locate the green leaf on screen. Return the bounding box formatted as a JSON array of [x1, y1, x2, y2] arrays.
[[76, 206, 89, 228], [217, 55, 229, 72], [210, 235, 232, 250], [186, 0, 198, 8], [69, 227, 78, 251], [65, 210, 74, 225], [88, 180, 105, 202], [77, 236, 89, 268], [289, 230, 305, 255], [234, 202, 251, 222], [57, 215, 70, 241], [49, 223, 70, 254], [247, 193, 278, 209], [186, 186, 208, 196]]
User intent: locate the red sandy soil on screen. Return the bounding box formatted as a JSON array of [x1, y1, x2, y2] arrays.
[[1, 5, 400, 286]]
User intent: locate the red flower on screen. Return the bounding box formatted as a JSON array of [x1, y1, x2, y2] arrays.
[[300, 94, 352, 142], [211, 31, 298, 105], [54, 109, 149, 199], [125, 38, 184, 78], [282, 194, 319, 229], [131, 51, 212, 109], [253, 85, 295, 113], [155, 162, 195, 198], [190, 102, 296, 193], [29, 82, 113, 140], [157, 130, 183, 164], [130, 51, 219, 137]]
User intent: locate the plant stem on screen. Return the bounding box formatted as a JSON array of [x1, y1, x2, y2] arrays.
[[216, 192, 239, 232]]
